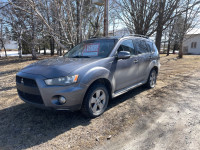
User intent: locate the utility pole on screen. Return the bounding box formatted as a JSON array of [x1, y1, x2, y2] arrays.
[[92, 0, 109, 37], [0, 18, 2, 57], [103, 0, 108, 37], [0, 18, 2, 39]]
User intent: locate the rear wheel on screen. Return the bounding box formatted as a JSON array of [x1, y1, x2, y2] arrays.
[[146, 69, 157, 88], [81, 84, 109, 118]]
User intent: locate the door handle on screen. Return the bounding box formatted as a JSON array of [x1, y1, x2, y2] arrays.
[[134, 60, 138, 63], [149, 56, 152, 59]]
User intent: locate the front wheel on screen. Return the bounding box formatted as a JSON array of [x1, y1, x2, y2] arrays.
[[81, 84, 109, 118], [145, 69, 157, 88]]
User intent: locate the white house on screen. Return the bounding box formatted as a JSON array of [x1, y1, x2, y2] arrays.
[[4, 40, 18, 50], [109, 28, 130, 37], [0, 40, 18, 50], [0, 40, 18, 57], [183, 34, 200, 55]]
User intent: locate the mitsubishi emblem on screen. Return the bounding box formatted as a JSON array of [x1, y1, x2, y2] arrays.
[[21, 78, 24, 84]]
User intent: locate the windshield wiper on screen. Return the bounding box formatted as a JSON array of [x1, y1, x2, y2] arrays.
[[72, 56, 90, 58]]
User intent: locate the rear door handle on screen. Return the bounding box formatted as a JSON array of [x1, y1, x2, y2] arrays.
[[134, 60, 138, 63], [149, 56, 152, 59]]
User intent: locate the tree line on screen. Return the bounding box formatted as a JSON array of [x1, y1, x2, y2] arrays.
[[0, 0, 199, 59]]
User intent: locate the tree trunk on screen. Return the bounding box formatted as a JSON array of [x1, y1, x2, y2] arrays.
[[155, 0, 165, 53], [39, 45, 41, 54], [167, 40, 170, 56], [32, 46, 37, 60], [31, 36, 37, 60], [178, 41, 183, 58], [57, 45, 59, 55], [76, 0, 80, 44], [4, 47, 7, 57], [163, 42, 166, 53], [50, 37, 55, 56], [173, 44, 176, 54], [44, 46, 46, 55], [155, 26, 163, 53], [0, 39, 7, 57], [18, 38, 22, 58], [31, 8, 37, 60], [59, 47, 62, 56], [52, 39, 55, 55], [31, 41, 37, 59]]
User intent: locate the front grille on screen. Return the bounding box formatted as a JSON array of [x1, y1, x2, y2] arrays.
[[16, 76, 44, 105], [16, 76, 37, 87], [18, 89, 44, 104]]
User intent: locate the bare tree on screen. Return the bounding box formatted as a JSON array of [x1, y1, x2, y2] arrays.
[[0, 39, 7, 57], [88, 6, 104, 37], [155, 0, 181, 52], [115, 0, 158, 36], [166, 24, 175, 56], [155, 0, 200, 53], [1, 0, 39, 59], [0, 17, 5, 57]]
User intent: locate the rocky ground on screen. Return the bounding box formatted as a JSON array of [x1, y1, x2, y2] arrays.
[[0, 54, 200, 150]]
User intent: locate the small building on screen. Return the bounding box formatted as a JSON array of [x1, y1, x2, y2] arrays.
[[183, 34, 200, 55], [0, 40, 18, 51], [4, 40, 18, 50], [109, 28, 130, 37]]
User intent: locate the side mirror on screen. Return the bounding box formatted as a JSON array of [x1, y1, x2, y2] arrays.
[[117, 51, 131, 59]]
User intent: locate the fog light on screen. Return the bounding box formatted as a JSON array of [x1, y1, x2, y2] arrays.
[[58, 96, 66, 104]]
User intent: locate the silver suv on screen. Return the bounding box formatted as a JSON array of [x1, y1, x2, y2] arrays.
[[16, 35, 160, 118]]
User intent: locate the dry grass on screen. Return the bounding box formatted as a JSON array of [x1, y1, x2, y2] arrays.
[[0, 54, 200, 150]]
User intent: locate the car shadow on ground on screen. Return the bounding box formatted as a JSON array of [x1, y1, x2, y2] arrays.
[[0, 86, 148, 150], [109, 86, 146, 109]]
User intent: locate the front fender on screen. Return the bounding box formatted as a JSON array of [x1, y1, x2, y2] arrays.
[[80, 67, 113, 87]]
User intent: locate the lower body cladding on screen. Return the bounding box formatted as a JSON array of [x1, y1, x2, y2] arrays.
[[16, 72, 88, 111]]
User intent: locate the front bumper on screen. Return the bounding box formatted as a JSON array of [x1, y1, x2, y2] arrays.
[[16, 72, 88, 111]]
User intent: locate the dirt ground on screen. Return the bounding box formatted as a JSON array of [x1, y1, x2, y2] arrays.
[[95, 59, 200, 150], [0, 54, 200, 150]]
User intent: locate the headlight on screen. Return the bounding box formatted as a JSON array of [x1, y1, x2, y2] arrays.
[[45, 75, 79, 86]]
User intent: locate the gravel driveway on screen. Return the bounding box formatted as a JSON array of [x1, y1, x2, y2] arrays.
[[95, 61, 200, 150]]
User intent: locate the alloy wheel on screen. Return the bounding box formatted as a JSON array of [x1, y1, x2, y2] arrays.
[[149, 70, 157, 88], [89, 89, 106, 115]]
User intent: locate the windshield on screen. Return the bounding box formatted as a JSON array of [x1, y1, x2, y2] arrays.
[[64, 39, 116, 58]]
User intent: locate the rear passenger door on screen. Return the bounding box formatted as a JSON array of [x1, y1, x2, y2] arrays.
[[133, 39, 151, 82]]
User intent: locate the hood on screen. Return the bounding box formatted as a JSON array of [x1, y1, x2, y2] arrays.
[[20, 57, 100, 78]]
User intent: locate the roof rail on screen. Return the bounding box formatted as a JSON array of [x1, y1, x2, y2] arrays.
[[122, 34, 149, 39], [89, 36, 98, 39]]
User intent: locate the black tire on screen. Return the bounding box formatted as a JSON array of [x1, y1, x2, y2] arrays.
[[145, 69, 157, 89], [81, 83, 109, 118]]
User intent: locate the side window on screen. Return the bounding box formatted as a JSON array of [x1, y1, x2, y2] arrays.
[[146, 42, 154, 53], [191, 42, 197, 48], [152, 43, 158, 53], [137, 40, 149, 54], [132, 39, 141, 54], [117, 40, 136, 55]]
